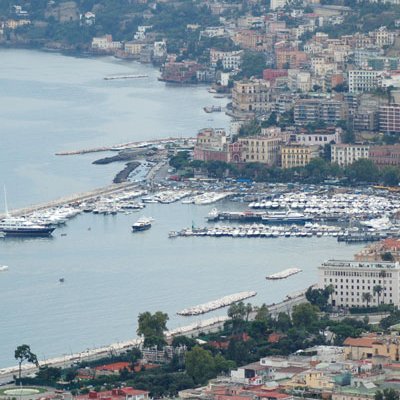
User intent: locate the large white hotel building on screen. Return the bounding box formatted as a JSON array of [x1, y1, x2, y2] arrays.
[[318, 260, 400, 308]]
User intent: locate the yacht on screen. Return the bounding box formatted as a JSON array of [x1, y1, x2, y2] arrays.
[[132, 217, 153, 232], [0, 217, 55, 237], [0, 265, 9, 272], [261, 210, 312, 224]]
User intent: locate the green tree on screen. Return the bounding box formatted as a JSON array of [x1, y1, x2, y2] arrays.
[[172, 336, 197, 350], [137, 311, 169, 348], [291, 303, 319, 331], [362, 292, 372, 307], [375, 388, 400, 400], [254, 303, 269, 322], [185, 346, 215, 385], [382, 252, 395, 262], [373, 285, 384, 305], [240, 51, 266, 78], [36, 366, 61, 382], [346, 159, 380, 183], [382, 166, 400, 186], [214, 354, 236, 374], [14, 345, 39, 380]]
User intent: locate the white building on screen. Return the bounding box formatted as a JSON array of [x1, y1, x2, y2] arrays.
[[318, 260, 400, 308], [348, 70, 381, 93], [292, 128, 342, 146], [331, 144, 370, 166], [91, 35, 122, 50], [270, 0, 287, 10]]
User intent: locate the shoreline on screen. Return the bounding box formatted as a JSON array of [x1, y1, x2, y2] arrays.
[[0, 290, 308, 376]]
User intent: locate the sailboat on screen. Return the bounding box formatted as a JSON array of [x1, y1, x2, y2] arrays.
[[0, 186, 55, 237]]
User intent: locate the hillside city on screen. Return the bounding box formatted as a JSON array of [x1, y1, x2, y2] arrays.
[[5, 1, 400, 400]]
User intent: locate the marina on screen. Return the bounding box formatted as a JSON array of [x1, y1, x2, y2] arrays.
[[266, 268, 302, 280], [177, 291, 257, 316], [169, 223, 390, 242]]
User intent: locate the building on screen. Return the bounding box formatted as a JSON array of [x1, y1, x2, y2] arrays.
[[237, 134, 282, 165], [343, 334, 400, 362], [281, 144, 319, 169], [294, 99, 346, 126], [331, 144, 370, 166], [91, 35, 122, 51], [275, 49, 308, 69], [291, 127, 342, 146], [210, 49, 243, 70], [160, 61, 202, 83], [355, 238, 400, 262], [193, 128, 228, 162], [369, 144, 400, 167], [270, 0, 287, 10], [379, 104, 400, 134], [348, 70, 380, 93], [232, 79, 270, 114], [124, 42, 145, 56], [318, 260, 400, 308], [76, 388, 149, 400], [263, 69, 288, 84]]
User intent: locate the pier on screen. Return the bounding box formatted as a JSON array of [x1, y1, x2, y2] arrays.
[[0, 182, 138, 220], [55, 137, 195, 156]]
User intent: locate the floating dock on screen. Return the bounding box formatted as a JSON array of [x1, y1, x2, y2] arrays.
[[177, 291, 257, 316], [266, 268, 302, 280]]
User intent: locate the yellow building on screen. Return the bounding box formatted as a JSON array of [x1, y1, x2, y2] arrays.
[[344, 335, 400, 362], [237, 135, 282, 166], [281, 145, 319, 169], [124, 42, 145, 55], [284, 370, 334, 391], [232, 79, 270, 114]]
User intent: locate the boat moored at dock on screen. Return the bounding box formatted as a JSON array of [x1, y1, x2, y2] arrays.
[[0, 217, 55, 237]]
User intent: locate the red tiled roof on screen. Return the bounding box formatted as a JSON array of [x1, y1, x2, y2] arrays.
[[343, 337, 376, 348], [95, 362, 130, 372]]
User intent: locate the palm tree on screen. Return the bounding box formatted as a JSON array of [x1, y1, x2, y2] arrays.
[[362, 292, 372, 308], [373, 285, 384, 305]]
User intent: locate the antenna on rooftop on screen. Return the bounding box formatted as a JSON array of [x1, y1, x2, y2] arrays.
[[3, 185, 9, 217]]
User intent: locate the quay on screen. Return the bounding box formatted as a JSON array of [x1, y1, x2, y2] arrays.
[[55, 137, 195, 156], [0, 182, 138, 220]]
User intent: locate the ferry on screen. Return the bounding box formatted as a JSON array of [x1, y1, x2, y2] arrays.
[[261, 210, 312, 224], [266, 268, 302, 280], [131, 217, 153, 232]]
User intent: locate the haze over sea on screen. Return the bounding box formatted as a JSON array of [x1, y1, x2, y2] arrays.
[[0, 49, 361, 368]]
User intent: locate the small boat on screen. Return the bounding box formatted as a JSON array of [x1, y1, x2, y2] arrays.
[[59, 278, 65, 283], [132, 217, 153, 232], [0, 265, 9, 272]]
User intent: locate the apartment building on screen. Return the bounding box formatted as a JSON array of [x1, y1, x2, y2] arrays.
[[291, 127, 342, 146], [294, 99, 346, 126], [275, 49, 308, 69], [281, 144, 319, 169], [369, 144, 400, 167], [379, 104, 400, 134], [232, 79, 270, 114], [193, 128, 228, 162], [348, 70, 380, 93], [318, 260, 400, 308], [331, 144, 370, 166], [237, 135, 282, 165]]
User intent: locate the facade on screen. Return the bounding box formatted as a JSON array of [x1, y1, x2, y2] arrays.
[[348, 70, 380, 93], [331, 144, 370, 166], [369, 144, 400, 167], [275, 49, 308, 69], [291, 127, 342, 146], [232, 79, 270, 114], [281, 144, 319, 169], [160, 61, 202, 83], [379, 104, 400, 134], [318, 260, 400, 308], [193, 128, 228, 162], [76, 388, 149, 400], [294, 99, 346, 126], [237, 134, 282, 165], [91, 35, 122, 50], [343, 334, 400, 362]]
